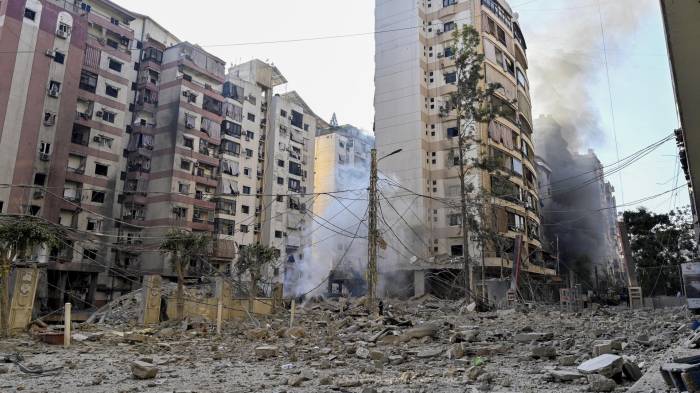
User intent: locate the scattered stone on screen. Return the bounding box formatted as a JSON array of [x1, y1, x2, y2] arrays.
[[403, 324, 439, 340], [577, 354, 623, 378], [356, 347, 370, 359], [417, 347, 443, 358], [559, 355, 577, 366], [531, 345, 557, 359], [548, 368, 585, 382], [447, 343, 465, 360], [130, 360, 158, 380], [622, 357, 643, 381], [587, 374, 617, 392], [369, 350, 385, 363], [591, 340, 622, 356], [388, 355, 404, 365], [361, 388, 378, 393], [255, 345, 279, 359], [288, 375, 308, 387], [318, 376, 333, 385], [513, 332, 553, 343], [0, 365, 8, 374]]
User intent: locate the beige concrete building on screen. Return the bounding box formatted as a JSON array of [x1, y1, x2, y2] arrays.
[[375, 0, 552, 296]]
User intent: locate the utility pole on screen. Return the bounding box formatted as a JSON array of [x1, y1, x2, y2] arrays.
[[367, 149, 378, 314]]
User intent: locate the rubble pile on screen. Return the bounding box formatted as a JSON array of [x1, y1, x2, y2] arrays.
[[0, 295, 691, 392]]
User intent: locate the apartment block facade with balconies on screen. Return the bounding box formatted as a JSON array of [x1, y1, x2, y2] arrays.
[[375, 0, 552, 296]]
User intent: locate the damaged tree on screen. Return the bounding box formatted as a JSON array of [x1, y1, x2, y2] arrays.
[[0, 216, 62, 337], [159, 230, 210, 320], [444, 25, 508, 302], [236, 243, 279, 312]]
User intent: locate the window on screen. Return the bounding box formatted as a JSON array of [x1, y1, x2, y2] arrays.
[[247, 113, 256, 122], [277, 177, 284, 185], [516, 68, 528, 89], [101, 110, 116, 123], [508, 212, 525, 232], [289, 161, 302, 176], [83, 249, 98, 260], [443, 21, 456, 32], [447, 127, 459, 138], [497, 26, 507, 46], [184, 138, 194, 149], [108, 59, 123, 72], [94, 163, 108, 176], [79, 70, 98, 93], [277, 159, 285, 167], [245, 148, 253, 158], [106, 39, 119, 49], [443, 0, 457, 6], [178, 183, 189, 194], [48, 81, 61, 97], [180, 160, 191, 171], [241, 205, 250, 214], [110, 17, 120, 26], [451, 245, 463, 257], [444, 72, 457, 84], [291, 111, 303, 128], [288, 178, 301, 191], [303, 124, 309, 132], [24, 8, 36, 20], [91, 191, 105, 203], [444, 47, 454, 58], [39, 141, 51, 154], [512, 158, 523, 176], [143, 47, 163, 63], [275, 231, 283, 239], [243, 167, 251, 177], [221, 140, 240, 156], [105, 84, 119, 98], [246, 131, 254, 140], [242, 186, 251, 195], [276, 195, 284, 202], [449, 214, 462, 226], [240, 224, 249, 233], [280, 110, 287, 118], [53, 51, 65, 64], [33, 173, 46, 186]]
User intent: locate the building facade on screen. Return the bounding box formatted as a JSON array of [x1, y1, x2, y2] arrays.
[[0, 0, 323, 315], [374, 0, 550, 295]]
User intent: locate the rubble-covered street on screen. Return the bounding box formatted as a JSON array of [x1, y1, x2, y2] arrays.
[[0, 296, 690, 392]]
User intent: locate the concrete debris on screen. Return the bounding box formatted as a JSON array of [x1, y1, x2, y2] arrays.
[[586, 374, 617, 392], [130, 360, 158, 380], [254, 345, 279, 359], [5, 294, 689, 392], [577, 354, 624, 378]]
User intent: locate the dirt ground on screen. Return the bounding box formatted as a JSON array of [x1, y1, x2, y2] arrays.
[[0, 297, 692, 393]]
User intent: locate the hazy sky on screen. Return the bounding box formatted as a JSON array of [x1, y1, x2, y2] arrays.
[[117, 0, 687, 213]]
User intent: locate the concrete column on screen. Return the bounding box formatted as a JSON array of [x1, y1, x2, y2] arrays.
[[414, 270, 426, 298], [86, 273, 98, 307]]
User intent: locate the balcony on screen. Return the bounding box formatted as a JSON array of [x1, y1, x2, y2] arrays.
[[71, 125, 90, 146], [211, 239, 236, 260], [481, 0, 512, 30]]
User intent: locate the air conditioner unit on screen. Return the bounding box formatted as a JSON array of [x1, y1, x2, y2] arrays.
[[185, 122, 194, 129], [437, 53, 444, 58], [45, 50, 56, 58], [48, 88, 60, 98], [93, 136, 102, 142], [436, 30, 443, 35], [39, 153, 50, 161], [95, 111, 104, 118], [56, 30, 69, 39], [182, 91, 190, 97]]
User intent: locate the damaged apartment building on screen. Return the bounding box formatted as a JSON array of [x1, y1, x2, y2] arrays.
[[374, 0, 554, 300], [0, 0, 318, 317]]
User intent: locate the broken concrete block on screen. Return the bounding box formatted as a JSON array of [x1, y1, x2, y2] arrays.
[[388, 355, 404, 365], [548, 368, 585, 382], [130, 360, 158, 380], [622, 357, 642, 381], [531, 345, 557, 359], [592, 340, 622, 356], [356, 346, 370, 359], [369, 350, 385, 363], [403, 324, 439, 340], [254, 345, 279, 359], [513, 332, 553, 343], [577, 354, 623, 378], [285, 326, 306, 338], [417, 347, 443, 358], [587, 374, 617, 392], [559, 355, 577, 366], [450, 330, 478, 343], [447, 343, 465, 360], [318, 376, 333, 385], [288, 375, 308, 387]]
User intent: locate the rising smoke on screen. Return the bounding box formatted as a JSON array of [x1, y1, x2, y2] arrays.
[[524, 0, 655, 286]]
